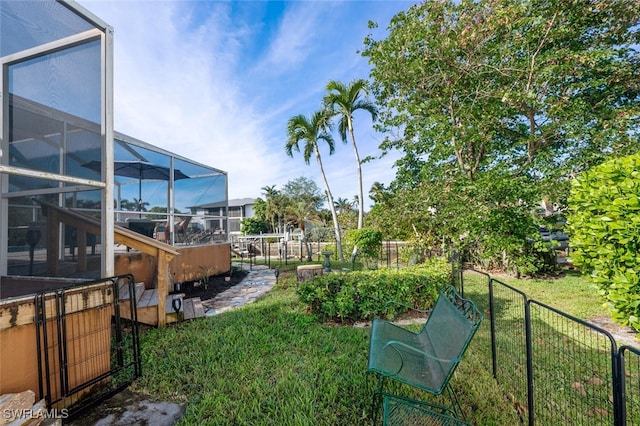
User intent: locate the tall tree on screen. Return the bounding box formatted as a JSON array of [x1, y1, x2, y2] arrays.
[[118, 199, 137, 212], [252, 198, 267, 222], [334, 197, 354, 215], [323, 79, 378, 229], [364, 0, 639, 189], [132, 198, 149, 212], [285, 111, 345, 261], [281, 176, 324, 211], [368, 182, 390, 205], [287, 199, 321, 261], [261, 185, 283, 233], [362, 0, 639, 273], [261, 185, 278, 197], [334, 197, 358, 232]]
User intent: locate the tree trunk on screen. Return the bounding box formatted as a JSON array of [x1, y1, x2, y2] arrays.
[[315, 147, 344, 262], [350, 245, 358, 265], [349, 125, 364, 229], [305, 240, 313, 262]]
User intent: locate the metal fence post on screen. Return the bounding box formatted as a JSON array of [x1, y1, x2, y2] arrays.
[[488, 278, 498, 381], [465, 267, 635, 426], [613, 349, 624, 426], [524, 299, 534, 426]]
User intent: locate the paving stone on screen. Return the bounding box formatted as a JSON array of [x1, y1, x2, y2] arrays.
[[202, 263, 277, 316]]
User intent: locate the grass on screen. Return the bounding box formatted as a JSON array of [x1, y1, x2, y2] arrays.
[[475, 268, 606, 319], [461, 269, 640, 425], [129, 264, 622, 425]]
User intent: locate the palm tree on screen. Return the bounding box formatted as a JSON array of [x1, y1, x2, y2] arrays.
[[287, 199, 321, 261], [118, 199, 136, 211], [133, 198, 150, 212], [334, 197, 353, 215], [323, 79, 378, 229], [369, 181, 389, 204], [261, 185, 282, 233], [285, 110, 344, 262]]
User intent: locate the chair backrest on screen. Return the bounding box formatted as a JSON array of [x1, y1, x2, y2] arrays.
[[417, 285, 483, 386]]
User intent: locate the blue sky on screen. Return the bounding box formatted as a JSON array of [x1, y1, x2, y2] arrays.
[[80, 0, 417, 209]]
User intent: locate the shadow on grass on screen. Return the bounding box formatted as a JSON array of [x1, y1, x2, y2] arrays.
[[133, 282, 519, 425]]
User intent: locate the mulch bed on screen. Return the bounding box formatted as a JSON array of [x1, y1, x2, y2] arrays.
[[176, 269, 249, 301]]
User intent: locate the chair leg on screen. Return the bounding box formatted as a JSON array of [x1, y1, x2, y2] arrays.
[[370, 374, 385, 424], [445, 383, 465, 420]]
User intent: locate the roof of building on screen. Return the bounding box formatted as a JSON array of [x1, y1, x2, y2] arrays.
[[189, 198, 256, 209], [229, 198, 256, 207]]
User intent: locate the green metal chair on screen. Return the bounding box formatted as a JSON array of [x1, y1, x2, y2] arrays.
[[382, 393, 472, 426], [367, 284, 483, 420]]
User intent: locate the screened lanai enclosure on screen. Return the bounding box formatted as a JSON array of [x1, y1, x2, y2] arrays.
[[1, 0, 229, 285], [1, 2, 231, 411]]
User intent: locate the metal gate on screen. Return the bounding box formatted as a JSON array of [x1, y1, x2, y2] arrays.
[[35, 274, 141, 419]]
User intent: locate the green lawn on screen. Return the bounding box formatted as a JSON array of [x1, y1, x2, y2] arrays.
[[471, 268, 606, 319], [460, 268, 639, 426], [130, 264, 610, 425]]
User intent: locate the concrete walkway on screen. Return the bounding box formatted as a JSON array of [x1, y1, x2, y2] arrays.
[[201, 263, 277, 316]]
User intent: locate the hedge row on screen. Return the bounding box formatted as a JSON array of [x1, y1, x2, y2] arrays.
[[296, 259, 451, 321], [568, 153, 640, 333]]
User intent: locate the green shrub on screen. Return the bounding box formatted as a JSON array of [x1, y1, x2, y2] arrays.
[[567, 153, 640, 333], [296, 258, 451, 321], [345, 228, 383, 266], [240, 217, 267, 234]]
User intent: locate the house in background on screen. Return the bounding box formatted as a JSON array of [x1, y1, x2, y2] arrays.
[[190, 198, 256, 235]]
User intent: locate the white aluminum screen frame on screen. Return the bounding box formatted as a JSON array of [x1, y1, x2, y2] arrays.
[[0, 0, 114, 277]]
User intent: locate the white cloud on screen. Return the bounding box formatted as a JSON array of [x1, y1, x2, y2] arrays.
[[80, 0, 412, 209], [84, 0, 283, 198], [256, 2, 323, 73]]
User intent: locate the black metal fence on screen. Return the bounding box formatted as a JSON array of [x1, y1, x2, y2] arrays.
[[35, 274, 141, 419], [460, 268, 640, 426], [236, 240, 437, 271]]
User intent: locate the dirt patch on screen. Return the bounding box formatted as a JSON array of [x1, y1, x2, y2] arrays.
[[332, 309, 430, 328], [588, 315, 639, 349]]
